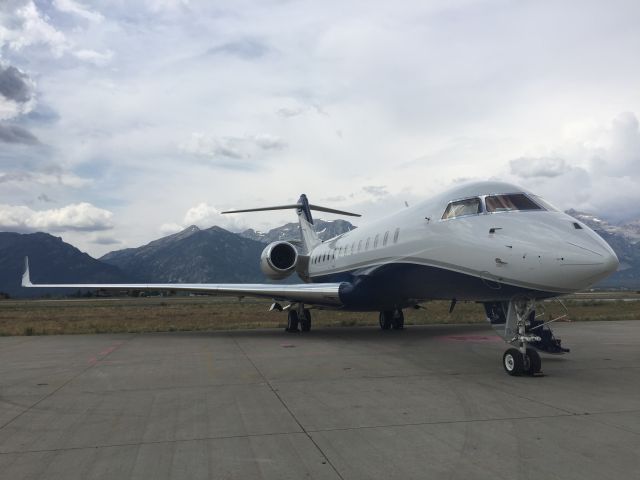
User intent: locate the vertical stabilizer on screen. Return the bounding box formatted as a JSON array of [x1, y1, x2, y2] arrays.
[[295, 194, 321, 252]]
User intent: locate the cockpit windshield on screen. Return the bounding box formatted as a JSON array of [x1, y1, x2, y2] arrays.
[[442, 197, 481, 219], [485, 193, 541, 213]]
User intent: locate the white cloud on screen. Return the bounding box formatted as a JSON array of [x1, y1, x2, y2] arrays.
[[159, 222, 183, 235], [180, 133, 287, 165], [0, 96, 32, 120], [53, 0, 104, 23], [0, 202, 114, 233], [73, 49, 113, 66], [182, 202, 247, 231], [0, 1, 69, 56], [508, 112, 640, 221], [509, 157, 570, 179], [145, 0, 190, 13], [3, 0, 640, 256], [0, 171, 92, 188]]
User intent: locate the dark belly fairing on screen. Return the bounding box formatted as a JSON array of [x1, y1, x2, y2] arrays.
[[313, 262, 557, 311]]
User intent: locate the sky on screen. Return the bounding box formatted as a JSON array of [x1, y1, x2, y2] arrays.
[[1, 0, 640, 257]]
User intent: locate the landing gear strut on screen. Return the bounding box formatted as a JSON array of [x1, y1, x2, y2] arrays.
[[484, 296, 563, 376], [379, 309, 404, 330], [508, 297, 542, 376], [286, 310, 299, 332], [286, 305, 311, 333]]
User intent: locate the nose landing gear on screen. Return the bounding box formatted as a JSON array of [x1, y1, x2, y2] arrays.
[[503, 347, 541, 376], [486, 296, 567, 376]]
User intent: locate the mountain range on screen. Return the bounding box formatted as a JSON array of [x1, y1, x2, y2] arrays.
[[1, 212, 639, 297]]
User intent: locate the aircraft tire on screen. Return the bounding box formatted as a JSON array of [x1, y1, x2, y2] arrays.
[[301, 309, 311, 332], [392, 309, 404, 330], [524, 348, 542, 375], [503, 348, 524, 376], [379, 311, 393, 330], [286, 310, 299, 332]]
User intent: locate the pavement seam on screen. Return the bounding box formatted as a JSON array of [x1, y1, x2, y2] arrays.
[[306, 411, 590, 433], [575, 410, 640, 438], [4, 408, 638, 456], [0, 334, 138, 432], [0, 430, 305, 456], [230, 333, 346, 480]]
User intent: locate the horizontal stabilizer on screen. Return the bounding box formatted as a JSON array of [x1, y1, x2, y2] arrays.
[[222, 204, 360, 217]]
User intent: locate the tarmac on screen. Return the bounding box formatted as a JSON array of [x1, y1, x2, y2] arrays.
[[0, 320, 639, 480]]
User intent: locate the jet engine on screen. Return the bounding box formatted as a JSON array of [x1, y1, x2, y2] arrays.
[[260, 241, 299, 280]]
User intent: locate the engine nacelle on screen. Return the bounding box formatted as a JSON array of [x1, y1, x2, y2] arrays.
[[260, 241, 299, 280]]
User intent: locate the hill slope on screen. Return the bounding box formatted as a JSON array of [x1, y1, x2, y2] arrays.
[[100, 226, 267, 283]]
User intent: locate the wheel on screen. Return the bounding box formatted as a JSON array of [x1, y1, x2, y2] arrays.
[[286, 310, 299, 332], [524, 348, 541, 375], [379, 311, 392, 330], [301, 309, 311, 332], [503, 348, 524, 376], [392, 310, 404, 330]]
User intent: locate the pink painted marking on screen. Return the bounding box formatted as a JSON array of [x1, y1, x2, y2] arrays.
[[99, 341, 124, 356], [99, 346, 118, 356], [88, 342, 124, 365]]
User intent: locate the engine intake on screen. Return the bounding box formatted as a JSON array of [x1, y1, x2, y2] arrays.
[[260, 241, 298, 280]]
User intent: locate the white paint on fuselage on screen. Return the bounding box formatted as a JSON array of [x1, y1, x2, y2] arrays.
[[307, 181, 618, 296]]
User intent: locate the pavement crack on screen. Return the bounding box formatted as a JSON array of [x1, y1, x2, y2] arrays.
[[0, 335, 137, 432], [231, 333, 346, 480]]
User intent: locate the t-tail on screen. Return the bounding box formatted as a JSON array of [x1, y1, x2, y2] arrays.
[[222, 194, 360, 252]]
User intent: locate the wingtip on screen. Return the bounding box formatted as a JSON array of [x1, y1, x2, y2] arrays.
[[22, 256, 32, 287]]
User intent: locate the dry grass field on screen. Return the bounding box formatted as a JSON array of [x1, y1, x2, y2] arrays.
[[1, 293, 639, 336]]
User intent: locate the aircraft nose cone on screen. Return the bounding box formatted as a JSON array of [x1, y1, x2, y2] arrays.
[[602, 249, 619, 276]]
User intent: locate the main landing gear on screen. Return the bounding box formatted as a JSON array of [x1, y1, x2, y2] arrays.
[[485, 296, 569, 377], [379, 309, 404, 330], [286, 305, 311, 333]]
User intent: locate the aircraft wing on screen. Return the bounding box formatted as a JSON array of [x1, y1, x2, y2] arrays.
[[21, 257, 344, 307]]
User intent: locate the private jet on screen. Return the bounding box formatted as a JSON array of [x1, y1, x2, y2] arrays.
[[22, 181, 619, 376]]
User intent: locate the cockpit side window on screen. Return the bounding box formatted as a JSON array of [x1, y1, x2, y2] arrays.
[[485, 193, 541, 213], [441, 197, 481, 220], [531, 195, 559, 212]]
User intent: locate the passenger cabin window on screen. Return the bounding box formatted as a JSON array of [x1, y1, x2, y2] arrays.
[[442, 197, 481, 220], [358, 240, 362, 252], [393, 228, 400, 243], [365, 238, 370, 250], [374, 234, 379, 248], [383, 231, 389, 246], [485, 193, 541, 213]]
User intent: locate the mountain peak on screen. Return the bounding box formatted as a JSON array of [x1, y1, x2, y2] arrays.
[[240, 218, 354, 244]]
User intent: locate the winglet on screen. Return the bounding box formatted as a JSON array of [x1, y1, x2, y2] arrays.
[[22, 256, 33, 287]]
